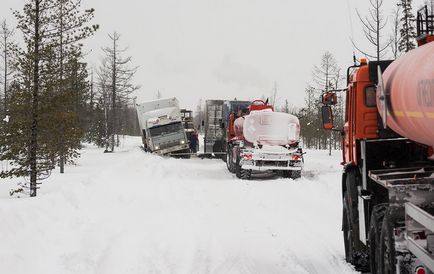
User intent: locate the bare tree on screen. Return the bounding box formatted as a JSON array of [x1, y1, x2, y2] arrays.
[[354, 0, 390, 61], [390, 7, 402, 59], [97, 32, 139, 152], [0, 20, 14, 116], [312, 51, 340, 93], [312, 51, 342, 155]]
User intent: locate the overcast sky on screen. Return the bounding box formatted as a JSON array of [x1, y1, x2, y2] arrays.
[[0, 0, 427, 110]]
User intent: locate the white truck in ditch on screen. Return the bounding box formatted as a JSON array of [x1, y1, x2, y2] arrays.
[[136, 98, 190, 156]]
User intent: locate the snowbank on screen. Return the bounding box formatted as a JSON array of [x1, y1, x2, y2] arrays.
[[0, 137, 357, 274]]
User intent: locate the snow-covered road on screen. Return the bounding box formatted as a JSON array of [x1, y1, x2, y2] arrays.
[[0, 137, 358, 274]]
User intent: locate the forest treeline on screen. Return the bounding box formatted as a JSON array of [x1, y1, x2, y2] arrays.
[[0, 0, 140, 196]]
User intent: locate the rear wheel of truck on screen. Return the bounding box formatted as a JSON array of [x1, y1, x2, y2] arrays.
[[281, 170, 301, 179], [235, 152, 251, 180], [379, 208, 396, 274], [290, 170, 301, 179], [369, 204, 388, 274], [226, 144, 236, 173]]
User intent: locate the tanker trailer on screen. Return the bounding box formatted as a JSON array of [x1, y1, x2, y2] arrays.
[[226, 100, 303, 180], [320, 6, 434, 273]]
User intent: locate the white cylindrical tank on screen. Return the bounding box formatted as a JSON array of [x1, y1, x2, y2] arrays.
[[240, 110, 300, 146]]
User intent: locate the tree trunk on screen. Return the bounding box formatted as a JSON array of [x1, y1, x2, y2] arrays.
[[59, 4, 65, 174], [30, 0, 40, 197]]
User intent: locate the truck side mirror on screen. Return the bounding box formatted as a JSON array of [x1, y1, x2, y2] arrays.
[[322, 92, 337, 106], [322, 106, 334, 130]]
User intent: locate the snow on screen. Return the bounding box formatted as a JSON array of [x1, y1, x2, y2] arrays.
[[0, 136, 358, 274]]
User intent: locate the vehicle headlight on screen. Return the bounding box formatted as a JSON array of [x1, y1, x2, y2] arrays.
[[155, 145, 160, 150], [180, 140, 185, 145]]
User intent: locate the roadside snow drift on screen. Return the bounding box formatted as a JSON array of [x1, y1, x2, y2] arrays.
[[0, 136, 358, 274]]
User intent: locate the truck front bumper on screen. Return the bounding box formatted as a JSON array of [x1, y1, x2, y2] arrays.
[[155, 144, 190, 155], [241, 159, 303, 171], [239, 146, 304, 171]]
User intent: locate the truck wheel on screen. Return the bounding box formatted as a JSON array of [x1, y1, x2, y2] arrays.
[[281, 170, 290, 178], [281, 170, 301, 179], [343, 194, 356, 264], [290, 170, 301, 179], [379, 209, 396, 274], [226, 145, 236, 173], [369, 204, 388, 274], [235, 152, 251, 180], [343, 192, 368, 271]]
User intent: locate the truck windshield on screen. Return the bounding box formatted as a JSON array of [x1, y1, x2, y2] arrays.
[[149, 122, 183, 136]]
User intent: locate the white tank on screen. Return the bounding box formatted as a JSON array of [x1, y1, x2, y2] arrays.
[[240, 109, 300, 146]]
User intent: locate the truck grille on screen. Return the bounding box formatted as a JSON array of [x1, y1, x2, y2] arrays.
[[256, 160, 288, 167], [159, 141, 180, 150]]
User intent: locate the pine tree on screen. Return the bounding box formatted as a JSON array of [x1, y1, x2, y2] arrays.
[[0, 0, 53, 197], [50, 0, 98, 173], [0, 0, 97, 196], [398, 0, 417, 52]]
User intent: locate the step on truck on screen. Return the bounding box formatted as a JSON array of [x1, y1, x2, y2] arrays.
[[136, 97, 190, 156], [226, 100, 304, 180], [321, 6, 434, 273]]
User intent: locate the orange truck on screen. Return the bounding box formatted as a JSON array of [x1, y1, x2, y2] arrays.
[[322, 6, 434, 274]]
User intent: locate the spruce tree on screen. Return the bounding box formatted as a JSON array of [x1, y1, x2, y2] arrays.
[[398, 0, 417, 52], [50, 0, 98, 173]]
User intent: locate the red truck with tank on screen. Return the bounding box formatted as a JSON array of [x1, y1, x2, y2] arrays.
[[225, 100, 304, 180]]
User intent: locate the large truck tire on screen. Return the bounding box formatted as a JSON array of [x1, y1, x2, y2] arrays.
[[235, 152, 251, 180], [290, 170, 301, 179], [281, 170, 301, 179], [226, 144, 236, 173], [379, 208, 396, 274], [343, 193, 356, 264], [343, 188, 369, 271], [369, 204, 388, 274]]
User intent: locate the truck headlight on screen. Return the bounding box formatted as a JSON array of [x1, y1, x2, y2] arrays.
[[155, 145, 160, 150], [180, 140, 185, 145]]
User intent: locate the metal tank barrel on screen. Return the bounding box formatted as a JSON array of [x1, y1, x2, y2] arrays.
[[378, 42, 434, 147]]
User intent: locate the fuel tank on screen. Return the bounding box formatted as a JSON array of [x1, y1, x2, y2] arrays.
[[234, 109, 300, 146], [377, 42, 434, 147]]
